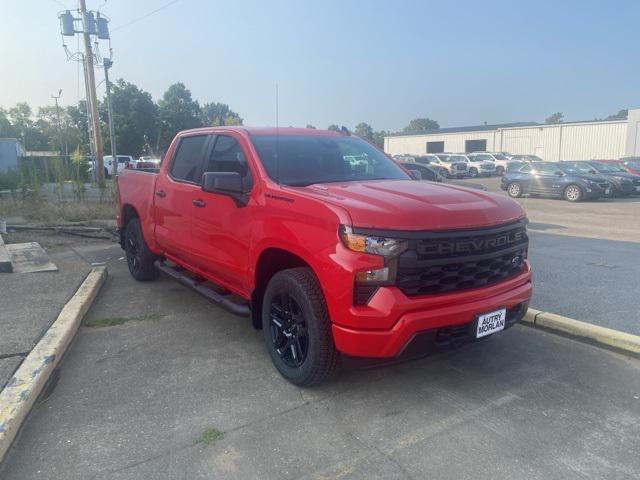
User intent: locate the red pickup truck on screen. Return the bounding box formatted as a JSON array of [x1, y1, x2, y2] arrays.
[[116, 127, 532, 385]]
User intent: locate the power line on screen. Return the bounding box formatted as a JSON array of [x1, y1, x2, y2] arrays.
[[111, 0, 181, 32]]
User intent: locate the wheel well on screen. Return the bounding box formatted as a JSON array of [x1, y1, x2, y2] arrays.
[[119, 204, 139, 247], [251, 248, 310, 329]]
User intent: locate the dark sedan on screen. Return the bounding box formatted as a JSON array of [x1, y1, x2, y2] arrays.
[[563, 161, 640, 197], [398, 161, 488, 191], [500, 162, 611, 202]]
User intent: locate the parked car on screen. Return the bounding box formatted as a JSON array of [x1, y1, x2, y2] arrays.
[[398, 161, 488, 191], [88, 155, 134, 178], [454, 153, 497, 177], [468, 152, 510, 175], [117, 126, 532, 385], [619, 157, 640, 175], [510, 154, 544, 162], [505, 160, 525, 173], [501, 161, 611, 202], [407, 156, 449, 177], [562, 161, 640, 197], [136, 156, 162, 169], [434, 153, 470, 178]]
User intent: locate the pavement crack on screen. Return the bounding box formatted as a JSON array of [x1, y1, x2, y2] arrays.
[[0, 352, 29, 360]]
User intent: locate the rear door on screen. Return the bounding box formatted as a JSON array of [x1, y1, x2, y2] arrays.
[[154, 133, 210, 265], [531, 163, 563, 195]]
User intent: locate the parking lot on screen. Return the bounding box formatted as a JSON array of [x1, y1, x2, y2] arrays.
[[1, 178, 639, 480]]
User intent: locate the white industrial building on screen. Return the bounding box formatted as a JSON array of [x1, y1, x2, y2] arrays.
[[384, 108, 640, 161]]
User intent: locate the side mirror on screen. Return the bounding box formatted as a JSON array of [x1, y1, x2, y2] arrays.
[[554, 171, 564, 176], [202, 171, 243, 194], [408, 169, 422, 180]]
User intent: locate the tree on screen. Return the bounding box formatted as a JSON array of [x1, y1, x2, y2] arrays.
[[372, 130, 389, 149], [327, 124, 340, 132], [0, 108, 15, 138], [354, 122, 374, 141], [606, 109, 628, 121], [157, 82, 202, 151], [101, 79, 159, 157], [305, 124, 316, 129], [545, 112, 564, 124], [403, 118, 439, 133], [201, 102, 243, 126]]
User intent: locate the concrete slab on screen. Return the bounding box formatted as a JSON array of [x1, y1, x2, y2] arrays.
[[5, 242, 57, 273], [0, 235, 12, 273], [1, 257, 638, 480]]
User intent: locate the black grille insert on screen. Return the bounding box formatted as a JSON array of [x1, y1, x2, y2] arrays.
[[391, 220, 528, 297]]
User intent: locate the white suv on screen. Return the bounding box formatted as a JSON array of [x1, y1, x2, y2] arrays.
[[469, 152, 510, 175], [88, 155, 134, 178]]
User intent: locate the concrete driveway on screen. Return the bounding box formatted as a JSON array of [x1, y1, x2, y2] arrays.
[[1, 248, 639, 480]]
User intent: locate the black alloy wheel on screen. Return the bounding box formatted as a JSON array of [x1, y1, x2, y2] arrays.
[[269, 292, 309, 368]]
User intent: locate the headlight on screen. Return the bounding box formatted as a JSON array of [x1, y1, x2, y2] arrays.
[[339, 226, 408, 257]]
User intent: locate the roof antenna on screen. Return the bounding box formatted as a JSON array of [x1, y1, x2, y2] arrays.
[[275, 82, 280, 185]]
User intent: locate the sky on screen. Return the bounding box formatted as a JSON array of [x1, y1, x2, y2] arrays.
[[0, 0, 638, 131]]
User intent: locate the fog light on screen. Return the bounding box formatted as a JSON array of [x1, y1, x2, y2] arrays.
[[355, 267, 389, 283]]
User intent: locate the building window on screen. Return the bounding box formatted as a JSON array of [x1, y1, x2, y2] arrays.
[[426, 141, 444, 153], [465, 140, 487, 152]]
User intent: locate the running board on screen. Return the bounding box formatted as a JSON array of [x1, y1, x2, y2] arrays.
[[154, 260, 250, 317]]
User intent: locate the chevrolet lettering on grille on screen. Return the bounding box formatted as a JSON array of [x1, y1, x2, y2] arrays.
[[421, 230, 526, 255]]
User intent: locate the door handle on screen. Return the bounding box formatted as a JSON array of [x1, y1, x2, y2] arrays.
[[192, 198, 206, 208], [155, 190, 166, 198]]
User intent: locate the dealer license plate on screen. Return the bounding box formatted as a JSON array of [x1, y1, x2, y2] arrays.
[[476, 308, 506, 338], [605, 188, 611, 195]]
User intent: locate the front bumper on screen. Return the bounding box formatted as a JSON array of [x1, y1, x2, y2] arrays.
[[331, 261, 532, 358]]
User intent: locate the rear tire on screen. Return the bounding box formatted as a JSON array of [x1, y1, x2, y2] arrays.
[[564, 184, 583, 202], [507, 182, 522, 198], [262, 268, 340, 386], [124, 218, 160, 281]]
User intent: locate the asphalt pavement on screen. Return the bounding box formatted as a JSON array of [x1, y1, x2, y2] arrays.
[[1, 250, 639, 480]]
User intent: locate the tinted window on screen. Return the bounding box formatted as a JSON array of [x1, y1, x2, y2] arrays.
[[251, 135, 409, 186], [537, 163, 560, 174], [170, 135, 208, 183], [476, 154, 492, 161], [204, 135, 253, 191], [520, 164, 532, 173]]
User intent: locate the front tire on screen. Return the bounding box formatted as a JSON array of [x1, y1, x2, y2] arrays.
[[468, 167, 478, 178], [564, 184, 583, 202], [124, 218, 160, 281], [495, 166, 505, 175], [507, 182, 523, 198], [262, 268, 339, 386]]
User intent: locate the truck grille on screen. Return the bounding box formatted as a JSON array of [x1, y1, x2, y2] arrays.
[[392, 220, 528, 297], [598, 183, 609, 189]]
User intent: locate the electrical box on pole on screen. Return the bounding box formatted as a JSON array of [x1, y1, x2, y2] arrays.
[[96, 14, 110, 40], [59, 11, 75, 36]]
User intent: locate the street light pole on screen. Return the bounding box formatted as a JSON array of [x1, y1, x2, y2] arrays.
[[103, 58, 117, 177], [51, 89, 63, 156]]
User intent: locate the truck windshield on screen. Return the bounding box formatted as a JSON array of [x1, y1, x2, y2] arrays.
[[251, 135, 410, 186]]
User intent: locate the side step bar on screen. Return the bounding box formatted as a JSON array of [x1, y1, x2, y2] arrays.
[[154, 260, 250, 317]]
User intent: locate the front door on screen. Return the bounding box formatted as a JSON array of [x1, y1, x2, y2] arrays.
[[154, 133, 209, 265], [530, 163, 563, 195], [190, 133, 255, 295]]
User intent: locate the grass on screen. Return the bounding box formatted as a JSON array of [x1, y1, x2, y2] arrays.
[[193, 427, 224, 446], [85, 313, 165, 328], [0, 197, 116, 224]]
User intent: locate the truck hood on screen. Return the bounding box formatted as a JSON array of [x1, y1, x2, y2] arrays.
[[294, 180, 526, 230]]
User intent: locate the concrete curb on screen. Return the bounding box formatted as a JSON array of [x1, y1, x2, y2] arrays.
[[0, 266, 107, 463], [521, 308, 640, 357], [0, 235, 12, 273]]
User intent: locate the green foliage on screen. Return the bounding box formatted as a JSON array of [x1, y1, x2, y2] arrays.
[[158, 83, 203, 151], [354, 122, 374, 141], [193, 427, 224, 446], [201, 102, 243, 126], [403, 118, 439, 133], [545, 112, 564, 124], [100, 79, 159, 157], [327, 124, 340, 131], [606, 109, 628, 121], [0, 169, 21, 191]]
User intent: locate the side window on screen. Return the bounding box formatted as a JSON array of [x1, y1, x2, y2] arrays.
[[520, 164, 532, 173], [205, 135, 253, 191], [538, 163, 557, 174], [170, 135, 208, 183]]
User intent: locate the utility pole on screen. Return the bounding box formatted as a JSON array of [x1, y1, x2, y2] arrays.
[[51, 89, 63, 156], [79, 0, 105, 187], [103, 58, 117, 177]]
